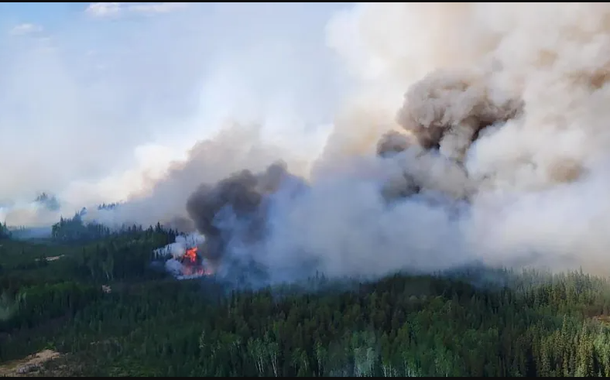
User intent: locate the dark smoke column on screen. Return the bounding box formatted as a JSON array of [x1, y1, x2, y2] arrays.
[[185, 161, 296, 268]]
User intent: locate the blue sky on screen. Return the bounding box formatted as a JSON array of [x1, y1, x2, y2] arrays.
[[0, 3, 84, 29], [0, 2, 354, 208]]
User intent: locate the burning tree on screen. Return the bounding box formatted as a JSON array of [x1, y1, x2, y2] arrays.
[[180, 247, 206, 276], [154, 234, 216, 279]]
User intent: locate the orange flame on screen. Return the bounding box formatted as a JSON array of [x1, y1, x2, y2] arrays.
[[178, 246, 215, 277], [184, 247, 198, 264]]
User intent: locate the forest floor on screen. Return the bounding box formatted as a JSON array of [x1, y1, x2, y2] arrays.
[[0, 349, 61, 377]]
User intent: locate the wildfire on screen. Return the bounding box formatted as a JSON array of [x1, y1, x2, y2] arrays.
[[181, 265, 206, 276], [184, 247, 198, 264], [177, 246, 215, 277]]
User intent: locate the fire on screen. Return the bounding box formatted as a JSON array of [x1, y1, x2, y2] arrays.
[[177, 246, 215, 277], [184, 247, 198, 264], [181, 265, 206, 276]]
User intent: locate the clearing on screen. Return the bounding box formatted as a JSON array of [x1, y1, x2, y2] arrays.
[[0, 349, 61, 377]]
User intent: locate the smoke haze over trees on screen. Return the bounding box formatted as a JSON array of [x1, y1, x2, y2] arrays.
[[4, 3, 610, 377], [71, 3, 610, 286], [3, 226, 610, 377], [4, 4, 610, 284]]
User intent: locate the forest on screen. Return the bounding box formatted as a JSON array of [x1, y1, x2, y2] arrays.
[[2, 215, 610, 376]]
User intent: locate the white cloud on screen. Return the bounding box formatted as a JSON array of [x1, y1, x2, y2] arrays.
[[127, 3, 190, 14], [85, 3, 122, 17], [85, 2, 190, 18], [9, 23, 43, 36], [0, 3, 350, 226]]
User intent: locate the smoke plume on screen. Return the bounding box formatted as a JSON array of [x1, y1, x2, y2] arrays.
[[185, 161, 300, 260], [48, 4, 610, 283], [85, 123, 311, 231]]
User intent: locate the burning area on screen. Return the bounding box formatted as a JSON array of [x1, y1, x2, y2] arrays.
[[154, 234, 215, 280], [179, 247, 205, 277], [131, 4, 610, 287]]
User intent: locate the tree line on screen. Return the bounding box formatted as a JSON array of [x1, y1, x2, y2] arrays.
[[2, 223, 610, 376]]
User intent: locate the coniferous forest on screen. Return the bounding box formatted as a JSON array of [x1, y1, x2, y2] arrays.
[[3, 217, 610, 376]]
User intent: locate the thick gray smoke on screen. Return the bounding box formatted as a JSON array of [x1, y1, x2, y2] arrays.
[[396, 69, 523, 162], [185, 162, 303, 263], [94, 4, 610, 283], [85, 123, 310, 232], [181, 68, 528, 282]]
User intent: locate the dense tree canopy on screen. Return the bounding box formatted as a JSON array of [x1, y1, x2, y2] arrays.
[[2, 221, 610, 377]]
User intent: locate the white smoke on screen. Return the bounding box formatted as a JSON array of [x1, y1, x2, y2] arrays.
[[11, 3, 610, 282], [154, 232, 211, 279], [154, 232, 205, 259], [308, 2, 610, 277], [184, 2, 610, 280], [164, 258, 184, 277], [0, 3, 344, 229]]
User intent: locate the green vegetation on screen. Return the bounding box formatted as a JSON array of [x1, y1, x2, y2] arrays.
[[3, 221, 610, 377]]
